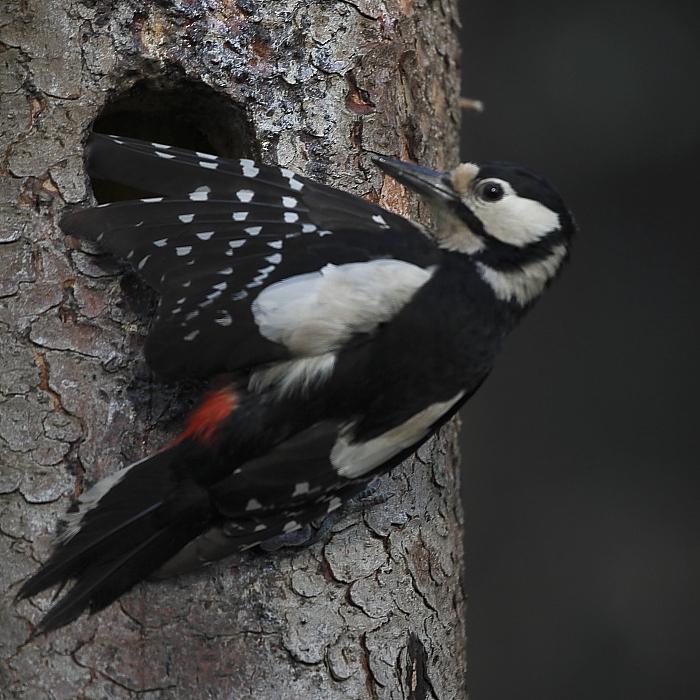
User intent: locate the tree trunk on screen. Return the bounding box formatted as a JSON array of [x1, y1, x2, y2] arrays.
[[0, 1, 465, 697]]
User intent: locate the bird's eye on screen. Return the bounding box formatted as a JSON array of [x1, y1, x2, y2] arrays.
[[477, 181, 505, 202]]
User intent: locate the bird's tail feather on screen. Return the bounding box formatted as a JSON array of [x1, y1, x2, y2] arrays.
[[29, 529, 166, 635], [16, 444, 213, 634]]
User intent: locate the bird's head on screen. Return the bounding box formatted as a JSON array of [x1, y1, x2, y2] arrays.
[[374, 156, 576, 306]]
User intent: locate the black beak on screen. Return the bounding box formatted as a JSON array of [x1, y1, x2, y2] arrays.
[[373, 156, 459, 204]]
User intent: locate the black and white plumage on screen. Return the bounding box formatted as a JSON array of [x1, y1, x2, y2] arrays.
[[17, 133, 576, 634]]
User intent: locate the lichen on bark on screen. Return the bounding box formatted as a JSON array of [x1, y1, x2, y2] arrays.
[[0, 1, 465, 697]]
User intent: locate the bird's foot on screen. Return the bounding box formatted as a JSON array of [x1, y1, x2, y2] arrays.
[[259, 478, 394, 552]]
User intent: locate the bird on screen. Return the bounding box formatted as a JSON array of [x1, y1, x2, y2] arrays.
[[16, 133, 576, 634]]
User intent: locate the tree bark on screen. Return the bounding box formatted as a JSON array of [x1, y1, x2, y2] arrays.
[[0, 1, 465, 697]]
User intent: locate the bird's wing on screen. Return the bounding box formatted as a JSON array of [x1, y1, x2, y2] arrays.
[[61, 134, 442, 379]]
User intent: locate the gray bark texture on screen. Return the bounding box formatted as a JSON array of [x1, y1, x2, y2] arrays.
[[0, 1, 465, 698]]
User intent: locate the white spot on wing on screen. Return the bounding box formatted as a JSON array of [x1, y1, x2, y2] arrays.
[[267, 240, 283, 249], [237, 189, 254, 203], [247, 265, 275, 288], [189, 186, 210, 201], [327, 497, 342, 513], [156, 151, 175, 159], [284, 212, 299, 223], [289, 178, 304, 191], [245, 226, 262, 236], [372, 214, 390, 228], [265, 253, 282, 264], [283, 520, 300, 533], [153, 238, 168, 247], [184, 330, 200, 341], [199, 291, 221, 308], [176, 246, 192, 256], [138, 255, 150, 270], [242, 163, 260, 178], [246, 498, 262, 511], [302, 223, 317, 233], [215, 312, 233, 326], [229, 240, 246, 249], [179, 214, 195, 223], [233, 211, 249, 221], [282, 196, 298, 208], [292, 482, 310, 497], [141, 197, 164, 203], [331, 392, 465, 478], [197, 151, 218, 160], [196, 231, 215, 240], [199, 161, 219, 170]]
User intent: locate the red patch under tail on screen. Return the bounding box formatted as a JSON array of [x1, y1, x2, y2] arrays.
[[172, 386, 238, 448]]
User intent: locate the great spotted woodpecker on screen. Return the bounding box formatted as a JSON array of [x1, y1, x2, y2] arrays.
[[17, 133, 575, 633]]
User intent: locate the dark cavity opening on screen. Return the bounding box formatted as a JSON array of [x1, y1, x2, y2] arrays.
[[90, 79, 257, 203]]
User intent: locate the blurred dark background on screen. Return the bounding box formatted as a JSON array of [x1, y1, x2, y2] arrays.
[[456, 1, 700, 698]]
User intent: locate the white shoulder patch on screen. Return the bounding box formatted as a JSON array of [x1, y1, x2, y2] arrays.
[[471, 183, 561, 247], [330, 391, 465, 479], [251, 260, 436, 356]]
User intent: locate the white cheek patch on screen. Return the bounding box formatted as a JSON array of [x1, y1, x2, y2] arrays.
[[251, 260, 435, 356], [330, 392, 465, 479], [473, 186, 560, 247]]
